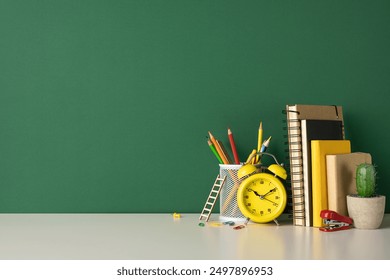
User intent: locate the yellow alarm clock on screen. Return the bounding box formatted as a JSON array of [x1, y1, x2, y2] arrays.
[[236, 153, 288, 224]]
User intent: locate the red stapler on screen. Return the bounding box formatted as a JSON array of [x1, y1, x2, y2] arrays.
[[319, 210, 353, 232]]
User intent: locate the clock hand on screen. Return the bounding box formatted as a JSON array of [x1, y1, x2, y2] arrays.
[[249, 188, 279, 206], [263, 197, 279, 206], [262, 188, 276, 197], [250, 188, 276, 198], [252, 190, 262, 198]]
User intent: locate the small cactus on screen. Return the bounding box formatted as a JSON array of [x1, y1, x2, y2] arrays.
[[356, 163, 377, 197]]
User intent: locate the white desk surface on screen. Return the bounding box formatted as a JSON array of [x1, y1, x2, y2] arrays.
[[0, 213, 389, 260]]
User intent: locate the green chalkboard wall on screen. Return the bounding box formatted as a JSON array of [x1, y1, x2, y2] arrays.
[[1, 0, 389, 213]]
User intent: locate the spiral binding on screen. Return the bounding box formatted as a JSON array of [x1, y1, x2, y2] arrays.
[[283, 107, 305, 223]]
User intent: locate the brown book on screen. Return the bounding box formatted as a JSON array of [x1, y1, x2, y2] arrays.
[[326, 152, 372, 217]]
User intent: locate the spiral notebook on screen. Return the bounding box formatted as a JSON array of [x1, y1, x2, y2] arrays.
[[284, 104, 345, 226]]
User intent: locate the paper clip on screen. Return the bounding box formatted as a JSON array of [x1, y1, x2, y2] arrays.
[[319, 210, 353, 232], [233, 225, 245, 230], [233, 218, 250, 230]]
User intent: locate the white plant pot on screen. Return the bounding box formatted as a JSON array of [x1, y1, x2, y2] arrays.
[[347, 195, 386, 229]]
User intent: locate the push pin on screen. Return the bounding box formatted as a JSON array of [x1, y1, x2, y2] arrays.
[[173, 212, 181, 219]]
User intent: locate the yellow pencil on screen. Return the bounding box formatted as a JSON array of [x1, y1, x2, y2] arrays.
[[246, 149, 257, 164], [256, 121, 263, 163]]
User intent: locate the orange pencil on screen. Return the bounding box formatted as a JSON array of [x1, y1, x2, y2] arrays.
[[228, 128, 240, 164], [208, 131, 229, 164]]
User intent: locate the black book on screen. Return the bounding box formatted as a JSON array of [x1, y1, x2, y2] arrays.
[[301, 119, 344, 226]]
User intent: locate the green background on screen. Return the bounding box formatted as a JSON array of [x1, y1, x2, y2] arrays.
[[1, 0, 389, 213]]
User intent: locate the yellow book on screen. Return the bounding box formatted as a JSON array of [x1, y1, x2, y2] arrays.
[[311, 140, 351, 227]]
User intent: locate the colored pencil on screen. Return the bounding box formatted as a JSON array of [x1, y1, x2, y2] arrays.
[[217, 140, 233, 164], [257, 136, 272, 163], [245, 149, 257, 164], [208, 131, 229, 164], [228, 128, 240, 164], [260, 136, 272, 153], [207, 139, 223, 164], [256, 121, 263, 163]]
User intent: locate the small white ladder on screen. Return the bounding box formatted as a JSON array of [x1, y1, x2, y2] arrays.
[[199, 175, 226, 222]]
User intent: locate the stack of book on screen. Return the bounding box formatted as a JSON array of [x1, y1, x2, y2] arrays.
[[284, 104, 371, 227]]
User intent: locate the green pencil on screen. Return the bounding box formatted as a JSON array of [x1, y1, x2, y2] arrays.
[[207, 139, 223, 164]]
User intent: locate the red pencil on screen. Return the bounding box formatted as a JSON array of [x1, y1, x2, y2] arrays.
[[228, 128, 240, 164]]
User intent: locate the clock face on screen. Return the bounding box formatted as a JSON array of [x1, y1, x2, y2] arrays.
[[237, 173, 287, 223]]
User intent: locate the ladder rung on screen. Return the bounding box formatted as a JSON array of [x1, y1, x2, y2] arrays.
[[199, 174, 226, 222]]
